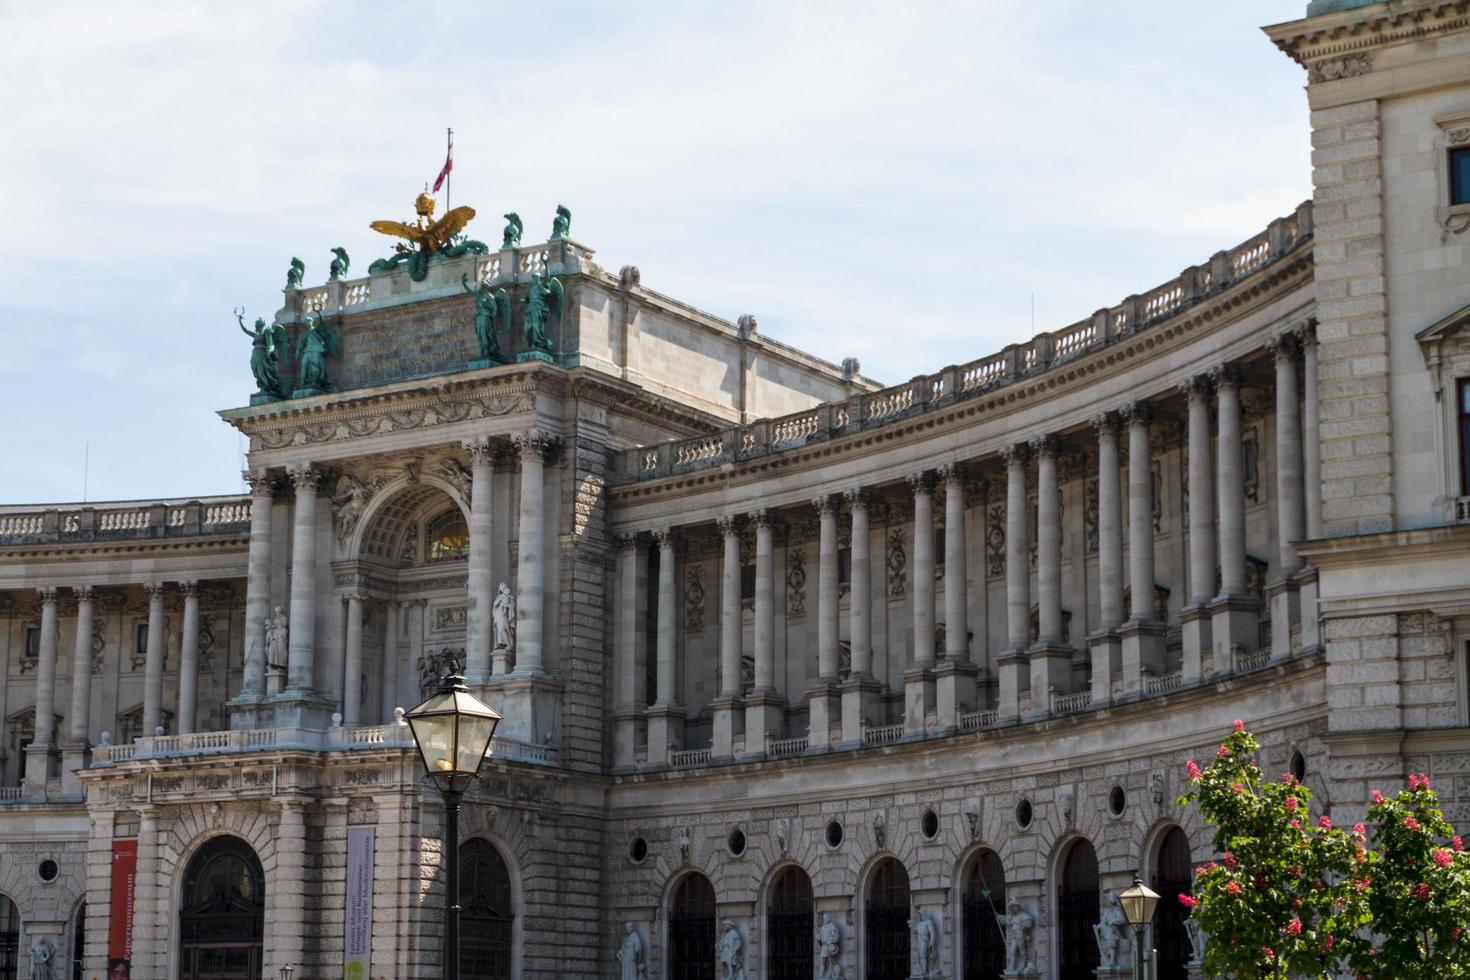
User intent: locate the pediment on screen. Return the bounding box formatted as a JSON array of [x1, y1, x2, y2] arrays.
[[1416, 301, 1470, 347]]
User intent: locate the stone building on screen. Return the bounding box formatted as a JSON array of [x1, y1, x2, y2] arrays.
[[2, 1, 1469, 977]]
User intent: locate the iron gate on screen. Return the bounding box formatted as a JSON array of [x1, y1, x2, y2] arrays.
[[669, 875, 716, 980], [962, 897, 1006, 980], [767, 867, 813, 980]]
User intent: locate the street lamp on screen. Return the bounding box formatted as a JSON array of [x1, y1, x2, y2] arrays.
[[406, 664, 502, 980], [1118, 875, 1160, 980]]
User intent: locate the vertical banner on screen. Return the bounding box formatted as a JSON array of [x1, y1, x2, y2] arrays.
[[109, 839, 138, 975], [344, 826, 375, 979]]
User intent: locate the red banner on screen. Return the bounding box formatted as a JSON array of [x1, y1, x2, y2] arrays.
[[109, 839, 138, 972]]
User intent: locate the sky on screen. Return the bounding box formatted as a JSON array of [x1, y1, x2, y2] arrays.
[[0, 1, 1312, 505]]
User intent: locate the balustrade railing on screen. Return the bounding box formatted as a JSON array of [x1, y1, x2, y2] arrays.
[[1234, 646, 1271, 673], [1051, 690, 1093, 715], [1142, 671, 1184, 697], [767, 735, 808, 759], [0, 495, 251, 544], [861, 723, 904, 747], [670, 747, 713, 768], [959, 709, 999, 733], [0, 787, 23, 801], [618, 203, 1312, 482]]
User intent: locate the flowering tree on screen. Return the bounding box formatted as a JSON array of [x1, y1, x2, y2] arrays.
[[1177, 722, 1470, 979]]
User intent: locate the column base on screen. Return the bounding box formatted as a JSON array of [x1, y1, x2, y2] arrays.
[[902, 665, 935, 735], [1208, 592, 1261, 674], [60, 743, 90, 797], [482, 672, 563, 745], [226, 691, 267, 730], [1268, 576, 1301, 661], [23, 744, 54, 799], [838, 675, 882, 748], [1179, 604, 1211, 683], [491, 644, 514, 676], [805, 680, 840, 752], [264, 690, 339, 730], [742, 691, 787, 759], [996, 648, 1028, 722], [613, 707, 642, 769], [933, 660, 978, 734], [1087, 629, 1121, 705], [1027, 641, 1073, 717], [646, 703, 687, 766], [711, 695, 742, 760], [1119, 619, 1166, 696]]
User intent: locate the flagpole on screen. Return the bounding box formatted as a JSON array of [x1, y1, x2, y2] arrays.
[[446, 127, 453, 213]]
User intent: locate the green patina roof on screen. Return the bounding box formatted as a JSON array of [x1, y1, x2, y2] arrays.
[[1306, 0, 1380, 16]]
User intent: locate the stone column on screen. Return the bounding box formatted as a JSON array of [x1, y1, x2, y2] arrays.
[[806, 497, 840, 750], [67, 587, 95, 744], [511, 429, 552, 675], [342, 594, 364, 726], [177, 583, 201, 734], [26, 587, 60, 795], [1088, 414, 1124, 705], [463, 437, 495, 684], [1301, 325, 1322, 541], [904, 472, 936, 735], [130, 808, 161, 976], [840, 489, 881, 746], [1119, 402, 1165, 692], [381, 601, 400, 723], [1029, 437, 1071, 707], [286, 463, 320, 693], [1208, 364, 1258, 669], [712, 518, 742, 759], [934, 464, 977, 732], [268, 798, 308, 977], [613, 535, 645, 767], [997, 443, 1029, 721], [647, 528, 684, 765], [142, 583, 167, 736], [406, 600, 426, 706], [1179, 376, 1215, 683], [1270, 335, 1305, 659], [744, 509, 784, 756], [238, 470, 275, 714]]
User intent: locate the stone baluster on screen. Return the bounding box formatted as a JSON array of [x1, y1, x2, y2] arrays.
[[997, 443, 1030, 721], [712, 519, 742, 760], [840, 489, 880, 746], [177, 582, 201, 734], [1120, 402, 1165, 691], [1180, 376, 1216, 683], [647, 527, 684, 765], [904, 472, 936, 734], [807, 496, 840, 751], [463, 437, 495, 683], [613, 535, 647, 767], [1270, 334, 1305, 659], [1030, 437, 1071, 706], [934, 464, 977, 732], [68, 586, 95, 745], [1208, 364, 1259, 669], [342, 594, 364, 726], [1089, 414, 1124, 705], [512, 430, 553, 675], [744, 509, 784, 757], [381, 601, 400, 723], [26, 587, 60, 794], [238, 469, 275, 711], [286, 463, 320, 693], [142, 583, 167, 736]]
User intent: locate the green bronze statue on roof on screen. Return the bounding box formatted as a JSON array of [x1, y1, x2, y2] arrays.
[[462, 273, 510, 365], [328, 247, 350, 281], [236, 307, 287, 400], [520, 272, 563, 362], [502, 212, 523, 248], [550, 204, 571, 240], [285, 257, 305, 290], [294, 314, 339, 394]]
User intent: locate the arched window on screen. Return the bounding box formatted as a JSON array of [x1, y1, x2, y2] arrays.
[[178, 836, 264, 980], [70, 902, 85, 980], [1153, 827, 1193, 980], [767, 866, 813, 980], [865, 858, 911, 980], [668, 873, 716, 980], [0, 894, 18, 980], [1057, 839, 1100, 980], [963, 850, 1006, 980], [461, 838, 514, 979], [427, 509, 470, 562]]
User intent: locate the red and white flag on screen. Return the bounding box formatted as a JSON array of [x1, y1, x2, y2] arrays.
[[432, 129, 453, 193]]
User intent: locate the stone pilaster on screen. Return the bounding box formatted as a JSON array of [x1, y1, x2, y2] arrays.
[[511, 429, 553, 675], [998, 443, 1030, 721], [1208, 365, 1258, 670], [934, 463, 977, 732], [177, 582, 200, 734], [62, 585, 95, 793], [1270, 334, 1305, 660], [744, 509, 784, 757], [343, 594, 365, 726]]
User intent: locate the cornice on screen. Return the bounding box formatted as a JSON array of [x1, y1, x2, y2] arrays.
[[1266, 1, 1470, 66], [0, 534, 250, 563]]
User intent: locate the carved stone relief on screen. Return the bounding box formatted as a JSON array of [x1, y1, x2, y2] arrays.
[[986, 506, 1005, 577], [685, 565, 706, 632], [886, 530, 907, 598], [786, 548, 807, 615]]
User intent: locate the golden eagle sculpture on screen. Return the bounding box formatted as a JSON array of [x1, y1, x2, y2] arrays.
[[367, 190, 488, 281]]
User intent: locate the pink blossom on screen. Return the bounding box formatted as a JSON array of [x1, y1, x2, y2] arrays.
[[1354, 878, 1369, 892], [1453, 926, 1462, 941], [1371, 790, 1385, 805], [1434, 849, 1452, 868], [1415, 883, 1430, 901], [1453, 836, 1464, 852], [1408, 773, 1422, 790], [1232, 782, 1245, 794], [1285, 916, 1302, 936], [1322, 934, 1335, 951], [1290, 819, 1301, 830], [1217, 745, 1231, 759], [1353, 822, 1366, 836], [1262, 946, 1275, 959], [1226, 881, 1242, 897], [1186, 760, 1202, 781], [1233, 719, 1245, 732], [1405, 816, 1422, 832], [1286, 795, 1299, 812], [1320, 814, 1332, 829], [1178, 893, 1197, 909], [1223, 851, 1237, 869]]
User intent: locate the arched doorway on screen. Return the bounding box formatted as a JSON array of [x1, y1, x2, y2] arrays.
[[767, 865, 813, 980], [962, 850, 1006, 980], [0, 894, 18, 980], [1056, 839, 1100, 980], [865, 858, 911, 980], [1153, 827, 1193, 980], [460, 838, 515, 979], [668, 873, 716, 980], [70, 902, 85, 980], [178, 836, 265, 980]]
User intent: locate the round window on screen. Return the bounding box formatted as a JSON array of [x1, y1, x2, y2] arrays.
[[1290, 750, 1306, 784], [1109, 786, 1126, 817], [38, 859, 58, 882], [628, 837, 648, 864], [920, 809, 939, 840], [1015, 798, 1033, 830], [728, 827, 747, 857], [825, 820, 843, 849]]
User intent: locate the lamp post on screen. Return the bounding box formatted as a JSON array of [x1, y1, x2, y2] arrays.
[[1118, 875, 1160, 980], [406, 664, 503, 980]]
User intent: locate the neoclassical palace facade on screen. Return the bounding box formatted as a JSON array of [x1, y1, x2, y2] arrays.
[[4, 3, 1470, 978]]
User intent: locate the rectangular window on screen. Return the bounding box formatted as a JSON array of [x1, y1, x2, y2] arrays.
[[1457, 379, 1470, 495], [934, 528, 946, 568], [136, 623, 149, 655], [1452, 147, 1470, 206], [741, 564, 756, 602], [24, 628, 39, 659]]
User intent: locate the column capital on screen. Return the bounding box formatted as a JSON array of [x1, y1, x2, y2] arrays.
[[614, 532, 644, 552], [652, 527, 676, 550], [286, 463, 321, 490], [143, 583, 167, 600], [243, 468, 280, 495], [748, 508, 774, 529], [461, 436, 495, 464], [935, 462, 965, 486], [72, 585, 95, 604], [1121, 400, 1153, 429], [811, 494, 838, 517], [343, 591, 365, 604], [1000, 442, 1030, 468], [716, 514, 741, 538], [1207, 363, 1244, 390], [1089, 412, 1120, 438], [843, 487, 870, 510], [1178, 373, 1214, 402], [513, 428, 560, 461], [178, 582, 199, 599], [1267, 331, 1300, 362], [35, 587, 59, 605], [1028, 434, 1058, 458], [1290, 317, 1318, 348]]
